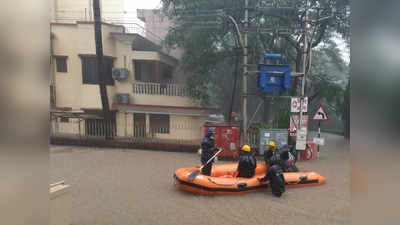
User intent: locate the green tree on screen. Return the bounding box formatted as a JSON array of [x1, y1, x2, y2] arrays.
[[306, 39, 349, 133], [161, 0, 350, 124]]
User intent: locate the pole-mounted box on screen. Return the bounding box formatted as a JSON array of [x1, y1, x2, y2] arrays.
[[257, 53, 291, 94]]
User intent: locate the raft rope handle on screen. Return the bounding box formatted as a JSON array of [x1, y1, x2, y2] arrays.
[[207, 177, 240, 186], [286, 175, 308, 185]]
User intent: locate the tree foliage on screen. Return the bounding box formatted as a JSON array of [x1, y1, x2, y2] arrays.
[[161, 0, 350, 126]]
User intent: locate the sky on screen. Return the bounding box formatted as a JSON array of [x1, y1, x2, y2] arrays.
[[333, 35, 350, 64], [125, 0, 161, 11]]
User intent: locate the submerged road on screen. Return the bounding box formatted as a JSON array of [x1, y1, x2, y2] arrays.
[[51, 133, 350, 225]]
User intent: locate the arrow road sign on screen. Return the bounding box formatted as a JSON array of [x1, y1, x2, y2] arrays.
[[311, 105, 329, 121]]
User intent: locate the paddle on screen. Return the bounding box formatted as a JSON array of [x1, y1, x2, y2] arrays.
[[188, 148, 223, 181]]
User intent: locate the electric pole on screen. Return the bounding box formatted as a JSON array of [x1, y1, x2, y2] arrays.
[[233, 0, 311, 147], [301, 0, 308, 98], [242, 0, 249, 145], [297, 0, 308, 156], [93, 0, 112, 139]]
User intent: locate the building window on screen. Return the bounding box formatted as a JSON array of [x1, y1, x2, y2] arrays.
[[161, 63, 173, 82], [80, 56, 115, 85], [150, 114, 170, 134], [134, 60, 142, 81], [134, 60, 156, 82], [56, 57, 68, 72]]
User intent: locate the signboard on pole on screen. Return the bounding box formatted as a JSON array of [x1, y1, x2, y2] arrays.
[[296, 127, 308, 150], [289, 115, 308, 136], [311, 104, 329, 159], [311, 104, 329, 121], [313, 137, 325, 146], [291, 97, 308, 113]]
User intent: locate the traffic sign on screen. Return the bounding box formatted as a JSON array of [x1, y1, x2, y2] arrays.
[[291, 97, 308, 112], [289, 115, 308, 136], [311, 104, 329, 121]]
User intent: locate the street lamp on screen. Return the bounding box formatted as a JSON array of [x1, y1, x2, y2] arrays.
[[226, 15, 245, 51]]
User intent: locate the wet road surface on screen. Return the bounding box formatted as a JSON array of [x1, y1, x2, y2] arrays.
[[51, 133, 350, 225]]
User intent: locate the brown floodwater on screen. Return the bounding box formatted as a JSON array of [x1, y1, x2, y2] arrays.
[[51, 133, 350, 225]]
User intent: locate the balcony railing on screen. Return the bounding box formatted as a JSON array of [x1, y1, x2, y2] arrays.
[[133, 81, 189, 97]]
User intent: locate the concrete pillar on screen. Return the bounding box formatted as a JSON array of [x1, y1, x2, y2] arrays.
[[126, 113, 134, 136], [145, 113, 150, 136], [116, 112, 126, 137]]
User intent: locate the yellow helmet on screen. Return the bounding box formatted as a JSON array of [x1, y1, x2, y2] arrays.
[[268, 141, 276, 147], [241, 145, 251, 152]]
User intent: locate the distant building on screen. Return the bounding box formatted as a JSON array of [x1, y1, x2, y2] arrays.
[[50, 21, 215, 144], [50, 0, 125, 23], [137, 9, 183, 59]]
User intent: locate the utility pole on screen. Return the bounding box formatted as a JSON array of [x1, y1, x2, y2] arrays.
[[242, 0, 249, 145], [297, 0, 308, 156], [232, 0, 310, 146], [301, 0, 308, 98], [93, 0, 112, 140]]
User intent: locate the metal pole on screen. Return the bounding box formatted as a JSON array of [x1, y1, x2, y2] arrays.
[[317, 121, 321, 159], [242, 0, 249, 145]]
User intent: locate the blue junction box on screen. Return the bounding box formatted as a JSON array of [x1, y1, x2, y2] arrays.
[[257, 54, 291, 94]]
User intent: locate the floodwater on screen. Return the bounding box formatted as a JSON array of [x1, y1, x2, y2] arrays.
[[51, 133, 350, 225]]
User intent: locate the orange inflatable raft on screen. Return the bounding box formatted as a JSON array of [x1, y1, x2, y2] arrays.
[[173, 163, 326, 195]]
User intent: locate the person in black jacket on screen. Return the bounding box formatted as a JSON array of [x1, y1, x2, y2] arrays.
[[258, 144, 297, 197], [264, 141, 277, 166], [236, 145, 257, 178], [200, 128, 219, 176]]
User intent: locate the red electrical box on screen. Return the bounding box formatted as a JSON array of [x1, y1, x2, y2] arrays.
[[299, 141, 316, 160], [204, 124, 240, 160]]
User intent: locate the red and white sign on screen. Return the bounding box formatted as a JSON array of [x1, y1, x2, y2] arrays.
[[289, 115, 308, 136], [296, 127, 308, 150], [291, 97, 308, 112], [311, 105, 329, 121]]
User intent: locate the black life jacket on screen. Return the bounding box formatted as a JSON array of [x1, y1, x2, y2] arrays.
[[237, 155, 257, 178]]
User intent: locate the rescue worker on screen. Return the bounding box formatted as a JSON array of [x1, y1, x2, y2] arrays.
[[259, 163, 285, 197], [258, 152, 285, 197], [280, 144, 298, 172], [201, 128, 219, 176], [264, 141, 277, 166], [236, 145, 257, 178], [258, 144, 296, 197]]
